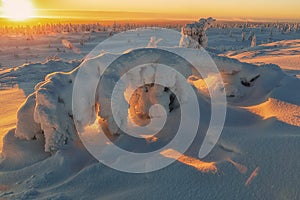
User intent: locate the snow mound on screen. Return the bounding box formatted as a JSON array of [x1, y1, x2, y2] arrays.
[[11, 46, 287, 154], [191, 55, 285, 105], [15, 70, 78, 152]]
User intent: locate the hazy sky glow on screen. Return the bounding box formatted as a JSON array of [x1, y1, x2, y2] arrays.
[[1, 0, 300, 21]]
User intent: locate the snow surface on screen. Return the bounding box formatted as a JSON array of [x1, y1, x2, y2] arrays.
[[224, 39, 300, 78], [0, 25, 299, 199]]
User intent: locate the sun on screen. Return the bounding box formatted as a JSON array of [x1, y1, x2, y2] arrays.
[[2, 0, 35, 21]]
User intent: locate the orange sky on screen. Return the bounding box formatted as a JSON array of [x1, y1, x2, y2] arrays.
[[1, 0, 300, 21]]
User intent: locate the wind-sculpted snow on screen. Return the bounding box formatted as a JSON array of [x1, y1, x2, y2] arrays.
[[13, 48, 194, 152], [209, 55, 285, 105], [14, 69, 78, 152], [1, 29, 299, 199], [12, 48, 286, 154]]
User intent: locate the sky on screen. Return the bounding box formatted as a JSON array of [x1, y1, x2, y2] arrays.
[[1, 0, 300, 21]]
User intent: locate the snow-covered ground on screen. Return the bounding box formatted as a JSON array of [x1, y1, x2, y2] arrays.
[[224, 39, 300, 78], [0, 24, 299, 199], [0, 32, 109, 69]]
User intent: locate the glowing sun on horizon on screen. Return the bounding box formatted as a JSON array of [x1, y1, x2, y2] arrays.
[[2, 0, 34, 21]]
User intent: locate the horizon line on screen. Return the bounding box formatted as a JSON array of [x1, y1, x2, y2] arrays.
[[1, 9, 300, 24]]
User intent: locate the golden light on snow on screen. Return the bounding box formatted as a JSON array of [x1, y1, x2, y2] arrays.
[[2, 0, 35, 21], [160, 149, 217, 173], [226, 158, 248, 174], [0, 87, 26, 152], [245, 167, 260, 187], [244, 98, 300, 127]]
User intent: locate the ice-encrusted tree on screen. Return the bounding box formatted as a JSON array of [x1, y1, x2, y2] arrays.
[[180, 17, 215, 48]]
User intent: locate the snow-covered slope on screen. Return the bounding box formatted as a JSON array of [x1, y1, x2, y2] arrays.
[[0, 28, 299, 199]]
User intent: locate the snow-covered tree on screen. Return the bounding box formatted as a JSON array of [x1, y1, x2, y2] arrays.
[[241, 31, 245, 41], [251, 34, 256, 47], [247, 31, 254, 41], [180, 17, 216, 48], [268, 29, 273, 42]]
